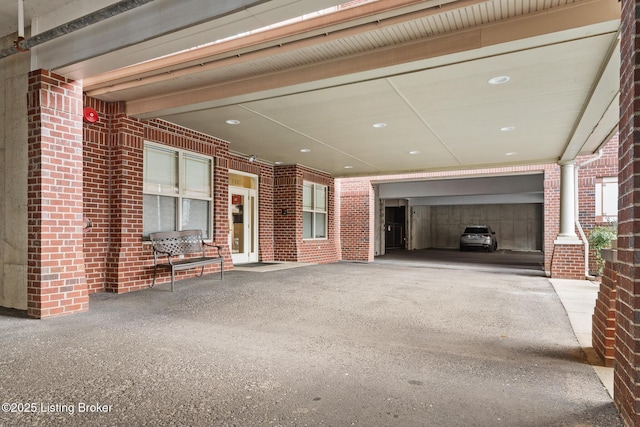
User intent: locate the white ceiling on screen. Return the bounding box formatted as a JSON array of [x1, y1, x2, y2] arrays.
[[0, 0, 621, 178]]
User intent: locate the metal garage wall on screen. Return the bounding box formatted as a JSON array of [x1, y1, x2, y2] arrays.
[[410, 203, 543, 251]]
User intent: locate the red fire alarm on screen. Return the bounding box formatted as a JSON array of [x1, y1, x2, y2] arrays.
[[83, 107, 99, 123]]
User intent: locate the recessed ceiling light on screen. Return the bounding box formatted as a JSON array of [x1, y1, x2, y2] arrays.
[[409, 150, 421, 155], [505, 152, 517, 156], [372, 123, 387, 128], [500, 126, 515, 132], [300, 148, 311, 153], [274, 161, 284, 165], [225, 119, 240, 125], [488, 76, 510, 85], [344, 165, 353, 169]]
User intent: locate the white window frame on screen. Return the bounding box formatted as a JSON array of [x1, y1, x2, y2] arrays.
[[303, 182, 328, 240], [595, 176, 618, 222], [143, 142, 214, 239]]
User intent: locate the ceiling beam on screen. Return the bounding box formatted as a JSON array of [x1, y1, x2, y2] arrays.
[[124, 0, 620, 119], [37, 0, 346, 79], [559, 35, 620, 161], [83, 0, 466, 88]]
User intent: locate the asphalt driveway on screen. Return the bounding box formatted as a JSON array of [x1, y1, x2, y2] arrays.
[[0, 250, 622, 426]]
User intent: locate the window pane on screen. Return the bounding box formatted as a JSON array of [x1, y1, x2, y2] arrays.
[[315, 213, 326, 238], [303, 184, 313, 210], [315, 186, 326, 211], [602, 181, 618, 217], [144, 146, 178, 194], [144, 195, 176, 235], [303, 212, 313, 238], [184, 155, 211, 197], [182, 198, 210, 238]]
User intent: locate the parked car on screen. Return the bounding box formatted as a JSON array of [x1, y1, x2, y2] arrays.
[[460, 225, 498, 252]]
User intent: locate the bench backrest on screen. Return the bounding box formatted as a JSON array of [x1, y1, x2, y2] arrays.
[[149, 230, 205, 256]]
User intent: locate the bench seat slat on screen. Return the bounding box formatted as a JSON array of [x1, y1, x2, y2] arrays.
[[156, 256, 222, 270]]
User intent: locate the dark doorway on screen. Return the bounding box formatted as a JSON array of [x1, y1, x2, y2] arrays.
[[385, 206, 406, 249]]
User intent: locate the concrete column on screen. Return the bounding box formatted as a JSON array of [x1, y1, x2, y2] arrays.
[[556, 162, 579, 241], [0, 44, 29, 311]]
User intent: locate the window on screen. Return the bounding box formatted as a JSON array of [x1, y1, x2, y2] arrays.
[[303, 182, 327, 239], [143, 144, 213, 238], [595, 177, 618, 222]]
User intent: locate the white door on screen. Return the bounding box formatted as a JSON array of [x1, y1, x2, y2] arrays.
[[229, 187, 258, 264]]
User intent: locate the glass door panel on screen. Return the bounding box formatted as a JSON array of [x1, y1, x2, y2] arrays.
[[231, 192, 245, 256], [229, 187, 258, 264]]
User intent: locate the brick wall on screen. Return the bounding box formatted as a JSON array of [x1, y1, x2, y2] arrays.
[[106, 104, 145, 292], [549, 244, 585, 279], [614, 0, 640, 424], [273, 164, 340, 263], [27, 70, 88, 318], [83, 97, 114, 293], [576, 137, 619, 275], [82, 97, 230, 293], [593, 249, 617, 367], [274, 165, 299, 261], [543, 164, 561, 276], [337, 177, 375, 261], [82, 96, 343, 292]]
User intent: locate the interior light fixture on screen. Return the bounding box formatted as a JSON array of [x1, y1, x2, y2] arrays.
[[225, 119, 240, 125], [274, 161, 284, 165], [505, 152, 517, 156], [300, 148, 311, 153], [488, 76, 510, 85], [344, 165, 353, 169], [372, 123, 387, 128], [409, 150, 420, 155], [500, 126, 515, 132]]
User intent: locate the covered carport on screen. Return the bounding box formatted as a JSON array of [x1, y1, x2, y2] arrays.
[[4, 0, 640, 425], [375, 174, 544, 254]]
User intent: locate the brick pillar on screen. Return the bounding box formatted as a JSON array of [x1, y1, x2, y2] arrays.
[[615, 1, 640, 424], [593, 248, 617, 367], [26, 70, 88, 318], [274, 165, 301, 261], [105, 104, 144, 293], [337, 177, 375, 262], [214, 156, 231, 265]]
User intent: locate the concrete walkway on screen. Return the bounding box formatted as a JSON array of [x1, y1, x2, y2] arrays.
[[551, 279, 614, 397], [0, 252, 623, 426]]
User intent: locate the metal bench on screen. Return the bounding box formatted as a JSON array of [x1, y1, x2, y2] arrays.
[[149, 229, 223, 291]]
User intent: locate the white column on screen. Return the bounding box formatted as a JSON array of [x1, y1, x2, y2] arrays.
[[555, 162, 581, 243]]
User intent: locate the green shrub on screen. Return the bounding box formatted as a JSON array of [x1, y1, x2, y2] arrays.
[[589, 224, 617, 276]]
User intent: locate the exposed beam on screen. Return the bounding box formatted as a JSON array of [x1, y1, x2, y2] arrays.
[[38, 0, 346, 79], [560, 34, 620, 161], [124, 0, 619, 119], [83, 0, 465, 89]]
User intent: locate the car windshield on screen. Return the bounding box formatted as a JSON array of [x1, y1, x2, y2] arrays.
[[464, 227, 488, 234]]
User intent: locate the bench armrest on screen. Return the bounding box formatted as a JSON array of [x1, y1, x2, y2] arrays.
[[203, 242, 223, 257]]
